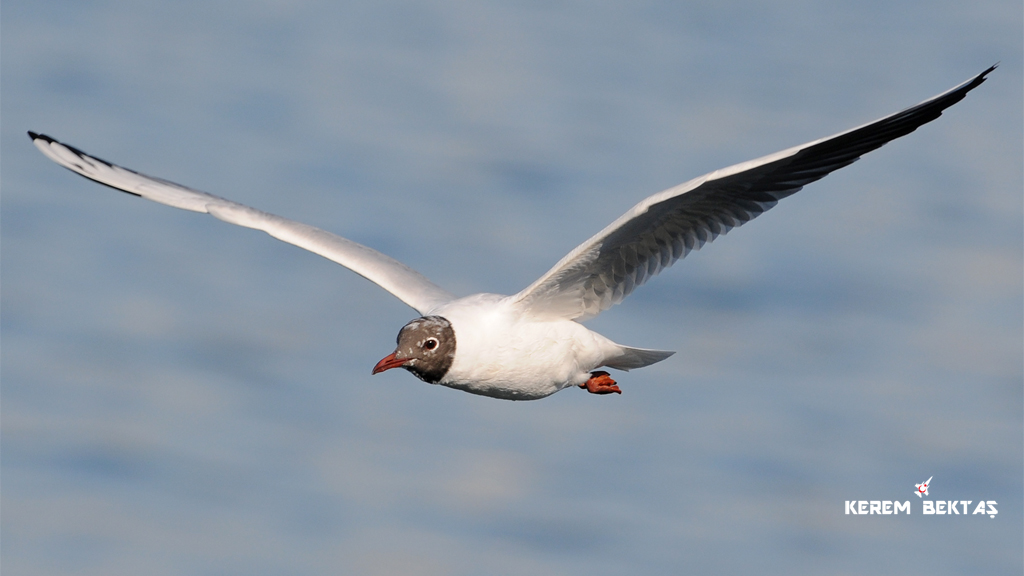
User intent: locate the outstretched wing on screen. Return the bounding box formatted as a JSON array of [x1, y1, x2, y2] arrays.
[[29, 133, 456, 315], [513, 66, 995, 321]]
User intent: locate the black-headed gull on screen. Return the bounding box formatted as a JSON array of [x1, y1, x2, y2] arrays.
[[29, 66, 993, 400]]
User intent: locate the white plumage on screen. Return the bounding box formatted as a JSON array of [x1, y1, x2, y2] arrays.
[[29, 66, 993, 400], [431, 294, 671, 399]]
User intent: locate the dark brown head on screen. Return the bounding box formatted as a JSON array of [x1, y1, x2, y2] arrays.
[[371, 316, 456, 384]]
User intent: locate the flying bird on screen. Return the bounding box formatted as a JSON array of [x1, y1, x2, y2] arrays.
[[29, 66, 993, 400]]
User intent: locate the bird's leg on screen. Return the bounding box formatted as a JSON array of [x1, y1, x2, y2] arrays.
[[580, 371, 621, 395]]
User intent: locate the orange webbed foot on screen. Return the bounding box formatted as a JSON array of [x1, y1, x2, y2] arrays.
[[579, 370, 621, 395]]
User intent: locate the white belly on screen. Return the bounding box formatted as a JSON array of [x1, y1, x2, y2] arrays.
[[431, 294, 622, 400]]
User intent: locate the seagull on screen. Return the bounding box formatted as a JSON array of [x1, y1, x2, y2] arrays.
[[29, 66, 993, 400]]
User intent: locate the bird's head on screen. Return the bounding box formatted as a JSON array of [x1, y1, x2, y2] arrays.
[[372, 316, 456, 383]]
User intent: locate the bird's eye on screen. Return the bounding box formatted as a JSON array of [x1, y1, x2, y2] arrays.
[[423, 338, 438, 350]]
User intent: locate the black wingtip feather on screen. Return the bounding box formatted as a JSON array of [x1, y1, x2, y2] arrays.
[[967, 64, 997, 90], [27, 131, 143, 197]]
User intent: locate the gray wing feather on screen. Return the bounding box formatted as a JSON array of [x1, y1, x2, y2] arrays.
[[28, 133, 456, 315], [513, 66, 995, 320]]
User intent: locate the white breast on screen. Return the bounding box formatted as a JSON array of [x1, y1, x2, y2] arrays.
[[431, 294, 621, 400]]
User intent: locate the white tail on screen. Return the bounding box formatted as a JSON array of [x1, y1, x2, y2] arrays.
[[604, 346, 675, 370]]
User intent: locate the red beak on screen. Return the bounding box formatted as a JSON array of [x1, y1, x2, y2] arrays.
[[372, 351, 407, 375]]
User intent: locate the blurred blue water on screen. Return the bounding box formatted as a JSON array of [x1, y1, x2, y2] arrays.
[[3, 1, 1021, 574]]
